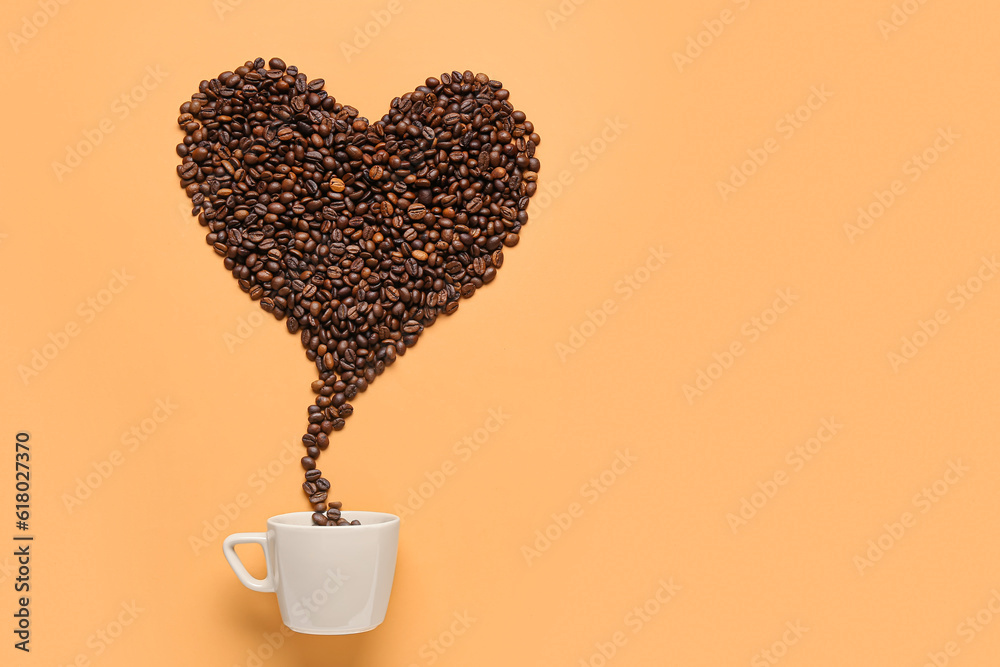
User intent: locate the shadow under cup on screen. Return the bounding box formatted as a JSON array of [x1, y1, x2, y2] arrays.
[[223, 511, 400, 635]]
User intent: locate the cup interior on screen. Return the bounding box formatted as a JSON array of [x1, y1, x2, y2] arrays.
[[268, 511, 399, 528]]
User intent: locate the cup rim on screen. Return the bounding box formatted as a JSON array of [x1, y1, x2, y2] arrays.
[[267, 510, 400, 531]]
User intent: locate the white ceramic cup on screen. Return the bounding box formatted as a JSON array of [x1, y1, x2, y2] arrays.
[[223, 511, 400, 634]]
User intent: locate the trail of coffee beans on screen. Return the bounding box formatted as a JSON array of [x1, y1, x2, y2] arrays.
[[176, 58, 539, 525]]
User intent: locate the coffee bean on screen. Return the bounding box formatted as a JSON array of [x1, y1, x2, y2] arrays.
[[407, 203, 427, 220], [176, 59, 539, 525], [178, 161, 198, 179]]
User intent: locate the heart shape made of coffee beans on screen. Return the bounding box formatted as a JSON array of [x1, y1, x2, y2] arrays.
[[175, 58, 540, 525]]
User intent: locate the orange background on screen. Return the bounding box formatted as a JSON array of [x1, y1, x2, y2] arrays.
[[2, 0, 1000, 665]]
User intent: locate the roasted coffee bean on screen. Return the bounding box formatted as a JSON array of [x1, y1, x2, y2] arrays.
[[176, 59, 539, 525], [407, 203, 427, 220]]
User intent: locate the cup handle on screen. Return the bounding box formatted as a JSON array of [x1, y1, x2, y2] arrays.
[[223, 533, 274, 593]]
